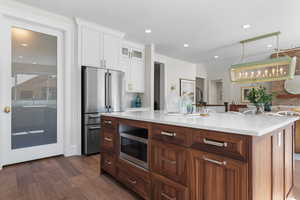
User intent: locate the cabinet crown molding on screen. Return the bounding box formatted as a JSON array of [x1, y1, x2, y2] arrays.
[[75, 17, 125, 38]]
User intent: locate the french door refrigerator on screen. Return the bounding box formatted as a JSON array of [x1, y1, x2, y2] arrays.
[[82, 66, 124, 155]]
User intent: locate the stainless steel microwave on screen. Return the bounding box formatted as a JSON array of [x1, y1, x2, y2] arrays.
[[119, 129, 148, 169]]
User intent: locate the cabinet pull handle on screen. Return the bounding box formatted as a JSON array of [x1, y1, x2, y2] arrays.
[[104, 137, 112, 142], [161, 131, 176, 137], [103, 120, 112, 125], [161, 192, 176, 200], [203, 138, 227, 147], [89, 114, 100, 118], [88, 126, 101, 130], [127, 178, 136, 185], [105, 160, 111, 165], [161, 157, 177, 165], [203, 156, 227, 166]]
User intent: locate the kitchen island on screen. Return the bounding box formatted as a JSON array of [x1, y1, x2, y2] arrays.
[[100, 111, 298, 200]]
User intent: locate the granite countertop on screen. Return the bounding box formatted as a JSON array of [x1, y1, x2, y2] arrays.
[[102, 111, 299, 136]]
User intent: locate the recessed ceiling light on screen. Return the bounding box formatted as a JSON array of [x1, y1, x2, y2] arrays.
[[242, 24, 251, 29], [267, 44, 273, 48], [145, 29, 152, 34], [21, 43, 28, 47], [18, 56, 23, 59], [32, 62, 37, 65], [183, 44, 189, 48], [214, 55, 219, 59]]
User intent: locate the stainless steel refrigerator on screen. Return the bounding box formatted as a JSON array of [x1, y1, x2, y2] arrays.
[[82, 66, 124, 155]]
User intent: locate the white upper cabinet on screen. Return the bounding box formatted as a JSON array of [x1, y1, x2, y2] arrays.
[[131, 60, 145, 93], [120, 41, 145, 93], [103, 33, 121, 70], [77, 18, 124, 70], [131, 47, 144, 63], [81, 26, 103, 67]]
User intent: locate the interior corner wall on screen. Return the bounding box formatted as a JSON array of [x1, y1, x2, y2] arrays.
[[154, 54, 197, 99]]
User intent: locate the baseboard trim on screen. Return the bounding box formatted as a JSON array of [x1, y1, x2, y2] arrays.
[[65, 145, 79, 157]]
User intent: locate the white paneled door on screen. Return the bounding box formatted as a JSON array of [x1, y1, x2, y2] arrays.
[[0, 18, 64, 166]]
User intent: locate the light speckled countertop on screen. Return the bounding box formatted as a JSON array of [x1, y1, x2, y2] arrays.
[[102, 111, 299, 136]]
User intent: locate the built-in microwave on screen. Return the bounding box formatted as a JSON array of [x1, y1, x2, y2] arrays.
[[119, 129, 148, 169]]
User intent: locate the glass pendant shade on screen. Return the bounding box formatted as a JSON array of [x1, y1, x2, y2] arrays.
[[230, 56, 296, 84]]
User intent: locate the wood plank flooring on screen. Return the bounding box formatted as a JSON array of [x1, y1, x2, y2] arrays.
[[0, 155, 140, 200], [1, 155, 300, 200]]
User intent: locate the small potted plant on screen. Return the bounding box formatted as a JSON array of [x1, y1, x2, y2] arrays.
[[246, 86, 272, 114]]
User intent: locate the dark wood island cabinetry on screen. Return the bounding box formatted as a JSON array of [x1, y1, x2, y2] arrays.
[[100, 114, 296, 200]]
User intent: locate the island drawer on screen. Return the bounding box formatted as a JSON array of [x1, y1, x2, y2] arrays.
[[101, 152, 116, 176], [151, 124, 192, 147], [152, 172, 189, 200], [100, 128, 116, 153], [151, 140, 188, 186], [191, 130, 249, 161], [116, 159, 150, 199], [101, 116, 117, 129]]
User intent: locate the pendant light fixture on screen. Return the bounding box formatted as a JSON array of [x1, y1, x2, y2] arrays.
[[230, 32, 297, 84]]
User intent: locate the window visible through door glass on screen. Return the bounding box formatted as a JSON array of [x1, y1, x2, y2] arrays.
[[11, 27, 58, 149]]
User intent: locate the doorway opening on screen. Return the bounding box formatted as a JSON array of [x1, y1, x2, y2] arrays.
[[154, 62, 165, 110], [209, 79, 223, 104], [195, 77, 205, 104]]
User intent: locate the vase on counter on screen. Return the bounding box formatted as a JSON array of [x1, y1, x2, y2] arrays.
[[166, 86, 180, 113], [255, 103, 265, 114]]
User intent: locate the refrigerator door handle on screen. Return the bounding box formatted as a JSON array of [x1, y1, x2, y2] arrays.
[[108, 72, 112, 112], [105, 72, 109, 110]]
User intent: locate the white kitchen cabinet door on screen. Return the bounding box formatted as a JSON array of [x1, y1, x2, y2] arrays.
[[120, 58, 132, 92], [131, 47, 144, 63], [103, 33, 121, 70], [121, 45, 130, 60], [81, 26, 103, 67], [131, 61, 145, 92]]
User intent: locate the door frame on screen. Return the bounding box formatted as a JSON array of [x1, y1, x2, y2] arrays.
[[0, 2, 75, 169]]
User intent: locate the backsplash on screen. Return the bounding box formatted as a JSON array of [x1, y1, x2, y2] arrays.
[[124, 93, 144, 109]]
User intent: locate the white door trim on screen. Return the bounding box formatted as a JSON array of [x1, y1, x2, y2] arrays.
[[0, 1, 76, 169]]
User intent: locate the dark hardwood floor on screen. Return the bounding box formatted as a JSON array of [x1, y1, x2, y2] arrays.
[[0, 155, 140, 200], [1, 155, 300, 200]]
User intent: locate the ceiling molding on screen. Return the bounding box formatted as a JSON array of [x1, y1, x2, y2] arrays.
[[0, 0, 74, 30], [75, 17, 125, 38]]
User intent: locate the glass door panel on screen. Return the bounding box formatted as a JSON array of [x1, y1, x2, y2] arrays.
[[11, 27, 57, 149]]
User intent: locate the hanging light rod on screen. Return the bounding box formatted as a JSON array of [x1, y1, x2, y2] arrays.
[[240, 31, 281, 44]]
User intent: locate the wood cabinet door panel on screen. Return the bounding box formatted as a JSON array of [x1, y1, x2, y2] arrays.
[[272, 131, 285, 200], [100, 128, 115, 153], [101, 153, 115, 176], [152, 173, 188, 200], [190, 150, 248, 200], [285, 125, 294, 198], [151, 140, 188, 185]]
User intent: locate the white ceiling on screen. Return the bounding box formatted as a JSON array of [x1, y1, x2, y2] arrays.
[[14, 0, 300, 63]]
